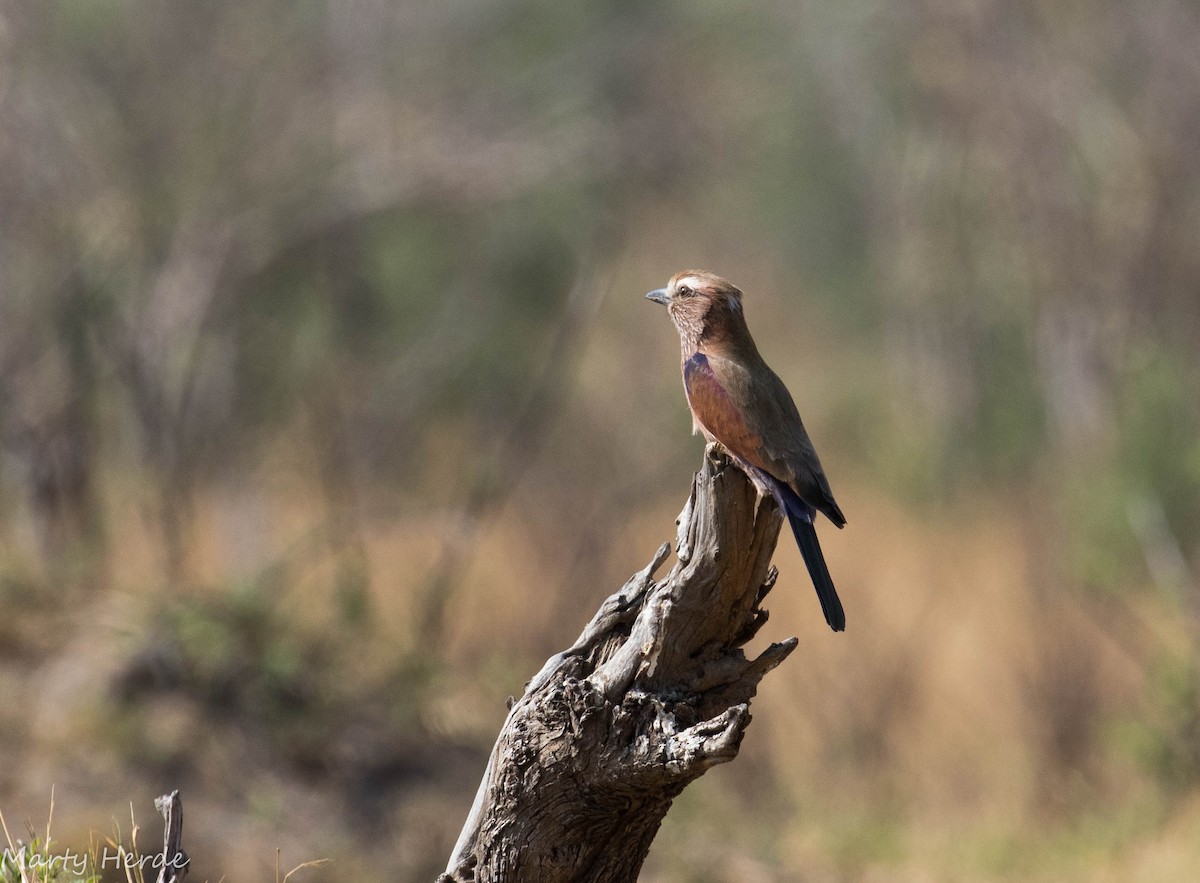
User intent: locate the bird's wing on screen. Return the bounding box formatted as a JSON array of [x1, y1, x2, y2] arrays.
[[700, 352, 846, 528]]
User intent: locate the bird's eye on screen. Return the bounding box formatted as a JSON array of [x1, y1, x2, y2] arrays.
[[677, 285, 692, 297]]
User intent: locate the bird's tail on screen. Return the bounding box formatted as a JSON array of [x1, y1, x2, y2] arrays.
[[780, 486, 845, 632]]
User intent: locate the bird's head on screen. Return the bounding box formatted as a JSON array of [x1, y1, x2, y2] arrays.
[[645, 270, 746, 351]]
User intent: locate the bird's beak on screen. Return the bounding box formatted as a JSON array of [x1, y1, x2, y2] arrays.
[[645, 288, 670, 305]]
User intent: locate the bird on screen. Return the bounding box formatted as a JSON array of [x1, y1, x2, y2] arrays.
[[646, 270, 847, 631]]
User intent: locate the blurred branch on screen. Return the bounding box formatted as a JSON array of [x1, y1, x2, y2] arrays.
[[441, 446, 796, 881]]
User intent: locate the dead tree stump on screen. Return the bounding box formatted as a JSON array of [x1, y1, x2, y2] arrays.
[[441, 445, 799, 882]]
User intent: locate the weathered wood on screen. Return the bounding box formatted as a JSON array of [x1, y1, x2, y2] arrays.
[[153, 790, 189, 883], [441, 446, 797, 883]]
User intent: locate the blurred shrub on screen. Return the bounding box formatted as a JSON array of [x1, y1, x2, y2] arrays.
[[111, 581, 340, 771], [1117, 651, 1200, 794]]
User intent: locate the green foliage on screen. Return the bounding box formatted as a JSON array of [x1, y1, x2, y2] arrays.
[[1117, 344, 1200, 547], [146, 582, 329, 724], [964, 319, 1048, 482], [1062, 466, 1138, 593], [1060, 341, 1200, 592], [1118, 652, 1200, 793]]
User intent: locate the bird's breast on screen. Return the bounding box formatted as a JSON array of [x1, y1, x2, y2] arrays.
[[681, 352, 764, 463]]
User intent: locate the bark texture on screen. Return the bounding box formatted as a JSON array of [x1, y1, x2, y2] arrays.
[[441, 446, 797, 883]]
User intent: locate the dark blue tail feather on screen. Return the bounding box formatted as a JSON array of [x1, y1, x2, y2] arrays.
[[777, 482, 845, 632]]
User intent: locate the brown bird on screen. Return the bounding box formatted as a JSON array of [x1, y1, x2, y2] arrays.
[[647, 270, 847, 631]]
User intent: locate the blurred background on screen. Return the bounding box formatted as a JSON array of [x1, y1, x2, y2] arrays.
[[2, 0, 1200, 880]]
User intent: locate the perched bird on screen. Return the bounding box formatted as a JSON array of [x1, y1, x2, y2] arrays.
[[646, 270, 847, 631]]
